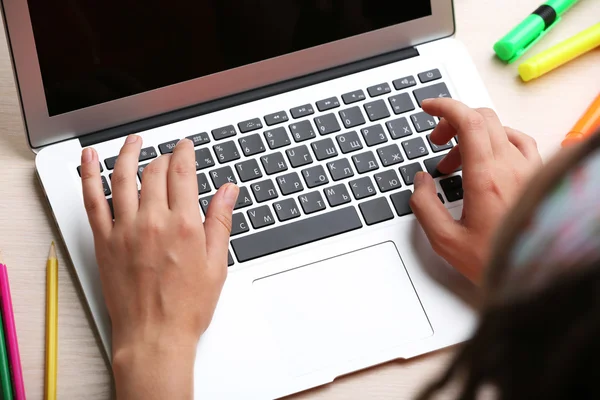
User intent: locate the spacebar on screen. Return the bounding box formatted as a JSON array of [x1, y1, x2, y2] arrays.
[[231, 206, 363, 262]]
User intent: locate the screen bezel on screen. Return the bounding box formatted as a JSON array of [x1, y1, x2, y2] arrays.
[[1, 0, 454, 149]]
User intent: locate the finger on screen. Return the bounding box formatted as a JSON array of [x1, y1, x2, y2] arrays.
[[429, 118, 456, 145], [80, 148, 113, 239], [422, 98, 493, 168], [474, 108, 509, 154], [505, 127, 542, 164], [139, 154, 171, 210], [167, 139, 199, 212], [204, 184, 239, 267], [437, 145, 462, 175], [111, 135, 143, 222], [410, 172, 462, 258]]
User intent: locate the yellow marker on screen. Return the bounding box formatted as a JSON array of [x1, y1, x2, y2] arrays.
[[519, 22, 600, 82], [45, 242, 58, 400]]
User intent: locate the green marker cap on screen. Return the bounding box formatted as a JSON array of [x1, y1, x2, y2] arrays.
[[493, 0, 579, 63]]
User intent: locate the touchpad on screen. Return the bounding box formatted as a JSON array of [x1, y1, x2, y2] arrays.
[[253, 242, 433, 377]]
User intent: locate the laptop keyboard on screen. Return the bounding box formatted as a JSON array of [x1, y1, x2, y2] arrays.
[[81, 68, 463, 267]]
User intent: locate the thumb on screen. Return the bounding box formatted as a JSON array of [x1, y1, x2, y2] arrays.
[[410, 172, 459, 254], [204, 183, 239, 266]]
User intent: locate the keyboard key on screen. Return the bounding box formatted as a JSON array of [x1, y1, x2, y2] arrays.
[[349, 176, 376, 200], [187, 132, 210, 147], [195, 148, 216, 170], [324, 184, 352, 207], [276, 172, 304, 195], [326, 158, 354, 181], [139, 147, 158, 162], [440, 176, 464, 202], [302, 165, 329, 188], [298, 191, 326, 214], [390, 190, 413, 216], [212, 125, 237, 141], [286, 145, 313, 168], [264, 127, 291, 150], [336, 131, 363, 154], [374, 170, 402, 193], [364, 100, 390, 122], [411, 112, 437, 133], [251, 179, 278, 203], [393, 75, 417, 90], [137, 163, 149, 181], [107, 198, 114, 219], [209, 166, 237, 189], [199, 195, 213, 215], [339, 107, 366, 129], [228, 250, 234, 267], [239, 134, 266, 156], [235, 159, 263, 182], [427, 135, 454, 153], [159, 139, 179, 154], [359, 197, 394, 225], [386, 117, 413, 140], [367, 83, 392, 98], [235, 187, 254, 210], [289, 120, 316, 142], [314, 113, 341, 135], [352, 151, 379, 174], [264, 111, 289, 126], [388, 93, 415, 115], [260, 152, 288, 175], [238, 118, 263, 133], [197, 173, 211, 194], [104, 156, 119, 170], [360, 124, 388, 147], [342, 89, 366, 105], [101, 176, 111, 196], [231, 213, 250, 237], [316, 97, 340, 112], [273, 198, 301, 222], [377, 144, 404, 167], [399, 163, 423, 185], [418, 69, 442, 83], [213, 141, 241, 164], [247, 206, 276, 229], [413, 82, 452, 107], [311, 138, 338, 161], [231, 206, 362, 262], [402, 137, 429, 160], [424, 155, 462, 178], [290, 104, 315, 119]]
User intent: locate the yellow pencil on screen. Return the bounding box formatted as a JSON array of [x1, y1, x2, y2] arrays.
[[45, 242, 58, 400]]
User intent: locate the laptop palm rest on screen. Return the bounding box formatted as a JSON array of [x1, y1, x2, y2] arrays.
[[252, 241, 433, 378]]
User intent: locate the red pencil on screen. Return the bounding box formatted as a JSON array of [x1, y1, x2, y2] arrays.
[[0, 251, 26, 399]]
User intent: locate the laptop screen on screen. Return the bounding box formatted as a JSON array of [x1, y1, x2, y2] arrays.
[[26, 1, 432, 117]]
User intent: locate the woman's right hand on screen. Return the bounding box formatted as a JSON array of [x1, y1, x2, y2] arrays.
[[410, 98, 542, 284]]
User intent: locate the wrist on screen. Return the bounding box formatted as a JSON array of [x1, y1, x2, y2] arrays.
[[112, 339, 197, 399]]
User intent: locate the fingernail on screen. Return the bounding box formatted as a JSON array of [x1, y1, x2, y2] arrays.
[[176, 138, 192, 147], [125, 135, 138, 144], [421, 99, 433, 105], [82, 148, 93, 163], [413, 172, 427, 187], [223, 184, 239, 209]]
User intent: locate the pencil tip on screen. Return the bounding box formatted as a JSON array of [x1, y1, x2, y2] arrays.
[[48, 242, 56, 259]]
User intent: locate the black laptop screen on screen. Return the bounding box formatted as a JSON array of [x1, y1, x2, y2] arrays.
[[26, 1, 432, 116]]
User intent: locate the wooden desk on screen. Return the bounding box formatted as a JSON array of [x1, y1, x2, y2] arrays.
[[0, 0, 598, 398]]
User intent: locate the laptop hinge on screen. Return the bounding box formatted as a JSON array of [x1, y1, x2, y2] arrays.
[[80, 46, 419, 147]]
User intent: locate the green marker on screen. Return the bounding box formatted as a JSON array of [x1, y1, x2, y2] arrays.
[[0, 309, 13, 400], [494, 0, 579, 63]]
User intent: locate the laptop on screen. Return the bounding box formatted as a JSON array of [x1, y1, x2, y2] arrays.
[[2, 0, 490, 397]]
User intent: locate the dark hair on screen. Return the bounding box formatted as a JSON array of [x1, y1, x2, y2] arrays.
[[417, 129, 600, 400], [416, 259, 600, 400]]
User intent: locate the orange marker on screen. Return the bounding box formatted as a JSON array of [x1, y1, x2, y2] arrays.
[[562, 93, 600, 147]]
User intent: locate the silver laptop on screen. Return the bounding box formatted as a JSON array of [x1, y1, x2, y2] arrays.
[[2, 0, 489, 397]]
